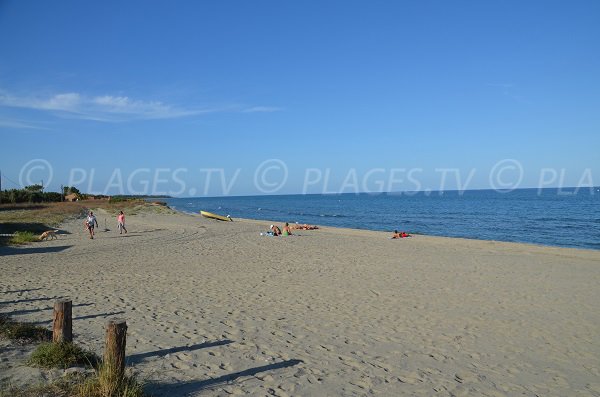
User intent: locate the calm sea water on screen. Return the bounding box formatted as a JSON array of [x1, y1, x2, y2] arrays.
[[164, 188, 600, 250]]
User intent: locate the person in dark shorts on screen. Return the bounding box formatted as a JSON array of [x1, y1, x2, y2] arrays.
[[84, 211, 99, 239]]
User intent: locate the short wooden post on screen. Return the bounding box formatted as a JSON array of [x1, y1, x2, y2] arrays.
[[52, 299, 72, 343], [103, 319, 127, 379]]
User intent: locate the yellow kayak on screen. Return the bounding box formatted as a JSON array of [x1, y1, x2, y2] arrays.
[[200, 211, 232, 221]]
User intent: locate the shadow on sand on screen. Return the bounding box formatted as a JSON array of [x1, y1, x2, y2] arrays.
[[0, 296, 57, 305], [1, 288, 44, 294], [0, 222, 54, 234], [0, 245, 73, 256], [5, 302, 94, 316], [102, 234, 142, 239], [29, 310, 128, 326], [148, 359, 303, 395], [127, 340, 234, 365]]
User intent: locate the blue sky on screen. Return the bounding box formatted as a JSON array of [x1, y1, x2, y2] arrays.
[[1, 1, 598, 196]]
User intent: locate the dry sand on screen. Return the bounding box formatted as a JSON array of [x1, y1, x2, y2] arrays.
[[1, 209, 599, 396]]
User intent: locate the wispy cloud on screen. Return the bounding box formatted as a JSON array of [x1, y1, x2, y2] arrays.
[[243, 106, 282, 113], [0, 90, 278, 122], [0, 92, 83, 113], [0, 117, 49, 130]]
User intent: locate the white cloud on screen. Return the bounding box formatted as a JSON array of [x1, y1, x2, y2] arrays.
[[0, 90, 268, 122], [42, 93, 82, 110]]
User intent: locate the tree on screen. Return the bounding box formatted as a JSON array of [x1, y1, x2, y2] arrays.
[[63, 186, 81, 195], [25, 184, 44, 192]]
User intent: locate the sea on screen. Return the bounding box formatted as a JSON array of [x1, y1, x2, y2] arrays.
[[164, 188, 600, 250]]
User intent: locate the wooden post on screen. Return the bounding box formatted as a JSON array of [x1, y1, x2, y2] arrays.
[[52, 299, 73, 343], [103, 319, 127, 379]]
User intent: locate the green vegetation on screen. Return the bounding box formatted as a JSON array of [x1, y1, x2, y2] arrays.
[[0, 184, 170, 204], [0, 202, 86, 232], [0, 184, 102, 203], [0, 367, 146, 397], [63, 185, 81, 196], [0, 366, 146, 397], [0, 379, 78, 397], [107, 196, 131, 203], [0, 197, 172, 246], [0, 315, 51, 342], [0, 184, 61, 204], [0, 316, 145, 397], [0, 201, 87, 246], [9, 231, 38, 245], [78, 363, 146, 397], [28, 342, 99, 369]]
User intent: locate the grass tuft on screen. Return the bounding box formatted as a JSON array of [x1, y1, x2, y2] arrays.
[[0, 362, 146, 397], [28, 342, 99, 369], [0, 315, 51, 342], [78, 364, 146, 397], [9, 231, 38, 245], [0, 381, 76, 397]]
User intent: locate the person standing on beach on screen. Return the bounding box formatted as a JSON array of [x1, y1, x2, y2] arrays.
[[117, 211, 128, 234], [84, 211, 99, 239]]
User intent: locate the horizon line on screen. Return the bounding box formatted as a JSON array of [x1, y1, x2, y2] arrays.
[[171, 185, 600, 200]]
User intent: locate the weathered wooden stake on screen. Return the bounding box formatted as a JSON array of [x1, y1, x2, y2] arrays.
[[104, 319, 127, 379], [52, 299, 72, 343]]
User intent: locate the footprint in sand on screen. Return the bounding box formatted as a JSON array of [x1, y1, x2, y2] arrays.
[[256, 374, 274, 382], [171, 362, 192, 370], [350, 378, 372, 390], [175, 352, 190, 361], [337, 355, 362, 370], [219, 362, 233, 371], [397, 371, 422, 384], [454, 372, 476, 383]]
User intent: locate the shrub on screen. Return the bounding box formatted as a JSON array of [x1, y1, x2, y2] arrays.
[[0, 315, 51, 342], [28, 342, 99, 369], [0, 366, 146, 397]]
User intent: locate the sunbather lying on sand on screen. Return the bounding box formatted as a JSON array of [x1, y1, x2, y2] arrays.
[[292, 223, 319, 230], [392, 230, 411, 239]]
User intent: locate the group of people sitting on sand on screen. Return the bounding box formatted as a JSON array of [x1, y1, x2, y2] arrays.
[[264, 222, 410, 239], [266, 222, 319, 236]]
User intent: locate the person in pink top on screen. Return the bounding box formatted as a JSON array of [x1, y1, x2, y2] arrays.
[[117, 211, 128, 234]]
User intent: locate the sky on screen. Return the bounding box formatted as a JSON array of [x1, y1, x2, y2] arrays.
[[0, 0, 599, 196]]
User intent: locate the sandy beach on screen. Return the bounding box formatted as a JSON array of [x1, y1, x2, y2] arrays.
[[1, 209, 599, 396]]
